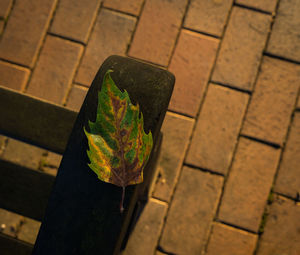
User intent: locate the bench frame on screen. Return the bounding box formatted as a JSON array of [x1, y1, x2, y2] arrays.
[[0, 55, 174, 255]]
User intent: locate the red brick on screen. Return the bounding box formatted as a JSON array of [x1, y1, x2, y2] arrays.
[[0, 208, 22, 238], [236, 0, 277, 12], [0, 0, 12, 19], [267, 0, 300, 62], [122, 198, 167, 255], [206, 222, 258, 255], [160, 167, 223, 254], [168, 30, 218, 117], [218, 137, 281, 232], [0, 60, 30, 91], [75, 9, 136, 86], [128, 0, 188, 66], [186, 84, 248, 174], [153, 112, 194, 202], [50, 0, 101, 43], [212, 7, 271, 91], [26, 36, 83, 104], [242, 57, 300, 146], [256, 195, 300, 255], [1, 138, 46, 170], [184, 0, 233, 37], [103, 0, 144, 16], [66, 85, 88, 112], [0, 0, 57, 67], [17, 217, 41, 244], [274, 113, 300, 199]]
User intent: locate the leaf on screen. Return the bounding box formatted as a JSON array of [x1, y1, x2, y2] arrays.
[[84, 70, 153, 212]]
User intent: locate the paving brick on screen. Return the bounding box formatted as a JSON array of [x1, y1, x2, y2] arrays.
[[153, 112, 194, 202], [40, 151, 62, 176], [184, 0, 233, 37], [103, 0, 144, 16], [168, 30, 218, 117], [0, 208, 22, 238], [1, 138, 45, 170], [17, 217, 41, 244], [46, 152, 62, 168], [0, 60, 30, 91], [236, 0, 277, 13], [186, 84, 248, 175], [0, 0, 57, 67], [26, 35, 83, 104], [267, 0, 300, 62], [212, 7, 271, 91], [122, 198, 167, 255], [274, 113, 300, 199], [66, 85, 88, 112], [218, 137, 281, 232], [160, 166, 223, 254], [50, 0, 101, 43], [206, 222, 258, 255], [0, 0, 12, 19], [75, 9, 136, 86], [242, 57, 300, 146], [128, 0, 188, 66], [256, 195, 300, 255]]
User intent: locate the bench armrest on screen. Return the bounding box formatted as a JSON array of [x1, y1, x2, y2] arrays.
[[32, 55, 174, 255]]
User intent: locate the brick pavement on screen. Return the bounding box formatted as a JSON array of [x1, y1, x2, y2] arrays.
[[0, 1, 299, 254]]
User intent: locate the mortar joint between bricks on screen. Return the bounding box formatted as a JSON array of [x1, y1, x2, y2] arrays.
[[125, 0, 146, 55], [165, 0, 192, 68], [22, 0, 60, 93], [188, 5, 236, 244], [233, 2, 274, 15], [251, 2, 292, 249], [61, 2, 104, 106], [0, 0, 15, 38]]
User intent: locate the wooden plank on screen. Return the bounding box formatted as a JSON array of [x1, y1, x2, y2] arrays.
[[32, 55, 174, 255], [0, 232, 33, 255], [0, 159, 55, 221], [0, 86, 77, 154]]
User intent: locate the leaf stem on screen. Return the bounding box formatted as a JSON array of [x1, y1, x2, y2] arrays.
[[120, 186, 125, 213]]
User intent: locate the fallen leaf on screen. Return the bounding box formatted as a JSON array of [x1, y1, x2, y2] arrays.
[[84, 70, 153, 212]]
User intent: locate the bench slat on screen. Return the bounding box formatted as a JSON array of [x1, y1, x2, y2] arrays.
[[0, 159, 55, 221], [0, 86, 77, 154]]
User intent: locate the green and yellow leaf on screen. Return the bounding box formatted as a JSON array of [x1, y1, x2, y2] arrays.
[[84, 70, 153, 212]]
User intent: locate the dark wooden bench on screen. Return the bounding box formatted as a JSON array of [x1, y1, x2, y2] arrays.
[[0, 55, 174, 254]]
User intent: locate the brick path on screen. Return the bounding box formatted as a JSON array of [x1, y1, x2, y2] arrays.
[[0, 0, 299, 254]]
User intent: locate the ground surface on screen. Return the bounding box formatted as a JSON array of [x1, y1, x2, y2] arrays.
[[0, 0, 299, 254]]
